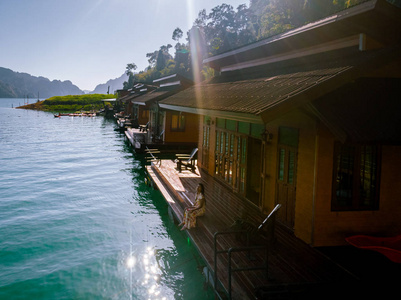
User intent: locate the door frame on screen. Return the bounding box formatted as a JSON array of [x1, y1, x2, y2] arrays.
[[275, 127, 299, 230]]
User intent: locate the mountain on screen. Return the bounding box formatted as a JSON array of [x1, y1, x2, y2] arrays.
[[90, 73, 128, 94], [0, 67, 83, 98]]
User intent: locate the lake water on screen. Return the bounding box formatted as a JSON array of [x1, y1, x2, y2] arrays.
[[0, 99, 213, 299]]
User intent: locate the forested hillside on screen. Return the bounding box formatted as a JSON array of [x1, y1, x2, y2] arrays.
[[124, 0, 386, 88]]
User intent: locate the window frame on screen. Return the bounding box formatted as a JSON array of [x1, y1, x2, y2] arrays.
[[331, 142, 381, 211], [215, 127, 248, 195], [202, 122, 210, 169], [170, 112, 186, 132]]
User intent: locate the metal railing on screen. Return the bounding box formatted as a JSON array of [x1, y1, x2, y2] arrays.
[[213, 230, 269, 299], [211, 204, 281, 299]]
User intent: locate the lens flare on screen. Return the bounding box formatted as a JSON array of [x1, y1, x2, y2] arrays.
[[127, 256, 136, 268]]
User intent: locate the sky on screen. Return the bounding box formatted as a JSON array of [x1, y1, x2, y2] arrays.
[[0, 0, 248, 91]]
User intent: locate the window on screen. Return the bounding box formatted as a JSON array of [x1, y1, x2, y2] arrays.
[[215, 127, 247, 195], [332, 143, 380, 211], [213, 117, 265, 201], [171, 113, 185, 132], [202, 119, 210, 169]]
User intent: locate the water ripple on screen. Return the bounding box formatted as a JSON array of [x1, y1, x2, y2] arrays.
[[0, 101, 214, 300]]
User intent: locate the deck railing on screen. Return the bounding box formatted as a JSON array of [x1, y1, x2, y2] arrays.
[[213, 230, 269, 299], [212, 204, 281, 299]]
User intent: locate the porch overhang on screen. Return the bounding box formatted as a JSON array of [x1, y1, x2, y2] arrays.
[[258, 45, 401, 142], [159, 55, 356, 125], [158, 103, 264, 124], [160, 45, 400, 143], [131, 90, 177, 107]]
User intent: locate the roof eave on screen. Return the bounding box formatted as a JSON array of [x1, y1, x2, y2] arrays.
[[159, 103, 264, 124]]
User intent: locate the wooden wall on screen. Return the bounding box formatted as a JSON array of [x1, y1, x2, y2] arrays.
[[264, 109, 317, 244], [313, 125, 401, 246], [164, 111, 200, 143], [138, 106, 149, 125], [197, 108, 401, 247]]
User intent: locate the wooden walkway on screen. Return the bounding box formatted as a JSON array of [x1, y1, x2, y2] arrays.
[[146, 159, 358, 299]]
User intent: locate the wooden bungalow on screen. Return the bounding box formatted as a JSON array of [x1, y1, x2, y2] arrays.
[[112, 85, 155, 131], [158, 0, 401, 247], [110, 89, 130, 116], [126, 83, 155, 126], [119, 84, 156, 120], [125, 74, 199, 152]]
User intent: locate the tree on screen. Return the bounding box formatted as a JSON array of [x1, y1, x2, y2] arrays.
[[171, 27, 190, 74], [253, 0, 369, 40], [156, 44, 172, 71], [193, 3, 257, 56], [194, 9, 207, 28], [123, 63, 137, 89], [146, 50, 159, 67], [172, 27, 183, 42], [125, 63, 137, 76]]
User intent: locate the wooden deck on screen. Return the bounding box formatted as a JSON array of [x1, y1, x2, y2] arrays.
[[146, 159, 358, 299], [125, 128, 196, 153]]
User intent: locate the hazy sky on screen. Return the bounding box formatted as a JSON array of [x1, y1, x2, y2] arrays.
[[0, 0, 248, 91]]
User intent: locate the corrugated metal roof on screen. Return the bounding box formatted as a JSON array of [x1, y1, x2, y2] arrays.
[[159, 66, 352, 115], [131, 90, 172, 105]]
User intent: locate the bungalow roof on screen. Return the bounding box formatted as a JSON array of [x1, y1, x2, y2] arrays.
[[160, 65, 349, 113], [160, 46, 400, 123], [163, 45, 397, 115], [152, 73, 193, 88], [132, 75, 194, 107], [131, 90, 176, 106], [117, 84, 157, 103]]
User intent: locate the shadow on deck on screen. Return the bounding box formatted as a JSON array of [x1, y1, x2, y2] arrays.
[[146, 159, 363, 299]]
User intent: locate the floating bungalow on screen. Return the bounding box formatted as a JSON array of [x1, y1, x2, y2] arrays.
[[144, 0, 401, 298], [113, 84, 157, 131], [159, 0, 401, 246], [101, 98, 117, 117], [124, 74, 199, 153]]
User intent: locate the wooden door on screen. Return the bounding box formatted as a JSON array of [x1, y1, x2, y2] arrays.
[[276, 145, 297, 230]]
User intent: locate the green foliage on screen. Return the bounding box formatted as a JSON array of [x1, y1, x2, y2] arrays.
[[254, 0, 370, 39], [42, 94, 115, 112], [122, 0, 372, 87], [201, 66, 215, 81], [194, 3, 257, 56], [172, 27, 183, 42], [125, 63, 137, 76]]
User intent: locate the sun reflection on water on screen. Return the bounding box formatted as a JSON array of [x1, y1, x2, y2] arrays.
[[127, 246, 167, 300]]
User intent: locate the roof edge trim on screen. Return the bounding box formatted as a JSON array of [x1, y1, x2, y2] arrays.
[[221, 35, 360, 72], [159, 103, 264, 124]]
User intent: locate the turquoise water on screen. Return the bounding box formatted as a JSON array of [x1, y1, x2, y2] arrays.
[[0, 99, 213, 299]]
